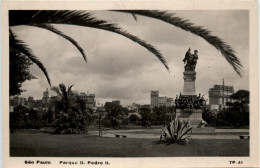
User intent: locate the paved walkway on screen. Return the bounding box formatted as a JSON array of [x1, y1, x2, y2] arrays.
[[100, 133, 246, 139], [215, 129, 249, 133], [90, 128, 249, 140]]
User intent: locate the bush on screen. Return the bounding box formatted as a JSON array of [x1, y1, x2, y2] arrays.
[[53, 110, 87, 134]]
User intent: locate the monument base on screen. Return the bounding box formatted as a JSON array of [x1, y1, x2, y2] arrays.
[[183, 71, 196, 96], [176, 108, 205, 128], [190, 127, 215, 133]]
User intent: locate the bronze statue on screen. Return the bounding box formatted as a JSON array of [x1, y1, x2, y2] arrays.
[[183, 48, 191, 64], [183, 48, 199, 71]]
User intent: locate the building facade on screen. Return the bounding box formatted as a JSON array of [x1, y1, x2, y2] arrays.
[[151, 91, 174, 108], [208, 84, 234, 110], [166, 97, 174, 107], [11, 96, 26, 107], [79, 92, 96, 108], [42, 88, 50, 104], [158, 96, 167, 107], [150, 91, 159, 108]]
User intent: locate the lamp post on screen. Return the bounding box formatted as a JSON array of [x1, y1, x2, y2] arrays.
[[98, 109, 103, 137]]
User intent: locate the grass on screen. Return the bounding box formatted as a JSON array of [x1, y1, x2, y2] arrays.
[[10, 132, 249, 157]]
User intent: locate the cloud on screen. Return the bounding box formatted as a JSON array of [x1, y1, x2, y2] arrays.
[[11, 10, 249, 106]]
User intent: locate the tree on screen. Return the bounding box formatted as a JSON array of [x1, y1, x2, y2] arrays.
[[227, 90, 250, 127], [104, 102, 122, 128], [51, 83, 91, 134], [104, 102, 122, 117], [10, 106, 28, 128], [9, 43, 35, 96], [230, 90, 249, 104], [129, 114, 140, 124], [9, 10, 243, 89], [38, 109, 54, 125], [202, 108, 216, 126], [139, 107, 152, 127], [153, 106, 169, 125]]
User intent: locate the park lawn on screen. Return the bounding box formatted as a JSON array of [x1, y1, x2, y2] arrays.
[[10, 132, 249, 157]]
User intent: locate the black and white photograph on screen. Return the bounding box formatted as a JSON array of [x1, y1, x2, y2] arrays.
[[2, 1, 259, 168]]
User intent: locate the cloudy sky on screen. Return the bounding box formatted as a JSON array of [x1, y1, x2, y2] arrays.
[[11, 10, 249, 106]]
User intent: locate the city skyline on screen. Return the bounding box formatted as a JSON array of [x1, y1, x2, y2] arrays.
[[11, 10, 249, 106]]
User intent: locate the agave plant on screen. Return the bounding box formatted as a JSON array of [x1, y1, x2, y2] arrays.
[[161, 117, 192, 145]]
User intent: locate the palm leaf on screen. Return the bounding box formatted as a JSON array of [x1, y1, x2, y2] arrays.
[[131, 13, 138, 21], [67, 84, 74, 95], [51, 86, 62, 97], [9, 10, 169, 72], [114, 10, 243, 76], [59, 83, 67, 99], [30, 24, 87, 62], [9, 29, 51, 86]]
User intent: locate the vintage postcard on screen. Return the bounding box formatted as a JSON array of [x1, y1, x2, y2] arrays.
[[1, 0, 259, 168]]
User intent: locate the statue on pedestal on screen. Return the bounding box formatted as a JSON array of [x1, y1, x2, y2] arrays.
[[183, 48, 199, 71]]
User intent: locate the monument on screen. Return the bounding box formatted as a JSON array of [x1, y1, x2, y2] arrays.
[[175, 48, 212, 132]]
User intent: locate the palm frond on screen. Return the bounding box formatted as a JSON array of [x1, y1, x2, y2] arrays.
[[67, 84, 74, 95], [51, 86, 62, 97], [30, 24, 87, 62], [9, 10, 169, 72], [9, 29, 51, 86], [131, 13, 138, 21], [114, 10, 243, 76], [59, 83, 67, 99]]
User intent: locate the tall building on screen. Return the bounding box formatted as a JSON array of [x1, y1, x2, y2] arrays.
[[27, 96, 35, 108], [166, 97, 174, 107], [112, 100, 120, 106], [208, 83, 234, 110], [28, 96, 34, 102], [158, 96, 167, 107], [11, 96, 26, 106], [42, 88, 50, 104], [151, 91, 174, 108], [128, 102, 140, 111], [79, 92, 96, 108], [150, 91, 159, 108]]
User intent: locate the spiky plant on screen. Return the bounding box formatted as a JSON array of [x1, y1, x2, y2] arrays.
[[161, 117, 192, 145], [115, 10, 243, 77], [9, 10, 169, 87]]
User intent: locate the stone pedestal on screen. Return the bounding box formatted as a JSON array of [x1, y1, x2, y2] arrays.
[[183, 71, 196, 96], [176, 70, 207, 129], [176, 108, 204, 128]]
